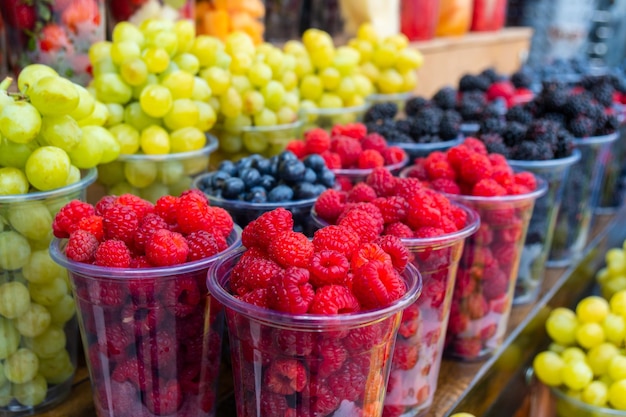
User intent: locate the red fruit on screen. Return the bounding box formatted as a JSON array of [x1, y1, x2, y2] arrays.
[[2, 0, 37, 30], [372, 196, 408, 224], [285, 140, 306, 158], [338, 202, 384, 233], [424, 151, 456, 180], [62, 0, 101, 32], [252, 207, 295, 249], [238, 288, 269, 308], [375, 235, 410, 272], [320, 150, 342, 169], [268, 231, 314, 268], [154, 195, 179, 224], [310, 250, 350, 287], [231, 254, 283, 295], [39, 24, 70, 53], [459, 152, 493, 185], [326, 360, 367, 402], [133, 213, 168, 253], [115, 194, 154, 220], [53, 200, 95, 238], [331, 122, 367, 140], [95, 195, 116, 216], [480, 323, 497, 340], [366, 167, 398, 196], [447, 308, 469, 335], [352, 260, 406, 309], [511, 88, 534, 106], [486, 81, 516, 102], [483, 268, 509, 300], [406, 192, 442, 230], [446, 145, 473, 171], [206, 206, 234, 238], [268, 267, 315, 314], [94, 240, 131, 268], [161, 276, 201, 317], [394, 177, 423, 200], [490, 294, 510, 314], [314, 189, 346, 223], [175, 191, 213, 234], [357, 149, 385, 169], [145, 229, 189, 266], [331, 136, 362, 167], [343, 324, 383, 352], [381, 146, 407, 165], [66, 230, 99, 263], [260, 391, 289, 417], [413, 226, 445, 238], [462, 138, 488, 155], [265, 359, 308, 395], [301, 382, 341, 416], [309, 285, 360, 314], [384, 222, 414, 238], [274, 329, 314, 356], [392, 340, 419, 370], [361, 132, 387, 152], [422, 279, 445, 309], [338, 209, 381, 244], [144, 379, 182, 416], [398, 303, 420, 339], [111, 358, 153, 391], [76, 215, 104, 241], [451, 337, 482, 358], [466, 293, 488, 319], [130, 256, 152, 268], [309, 338, 347, 378], [472, 178, 507, 196], [346, 182, 377, 203], [312, 225, 361, 259], [103, 204, 139, 245], [186, 230, 222, 261], [98, 323, 130, 359], [351, 243, 392, 271], [304, 128, 331, 154], [514, 171, 537, 191], [430, 178, 461, 194]]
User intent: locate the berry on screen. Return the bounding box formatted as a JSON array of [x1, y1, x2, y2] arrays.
[[77, 215, 104, 241], [472, 179, 507, 197], [364, 103, 398, 123], [352, 260, 406, 309], [175, 191, 214, 235], [361, 132, 388, 153], [268, 231, 314, 268], [430, 178, 461, 194], [231, 255, 283, 296], [321, 151, 342, 169], [372, 196, 408, 224], [310, 338, 347, 378], [310, 250, 350, 287], [351, 243, 392, 271], [383, 222, 414, 238], [304, 128, 331, 154], [433, 87, 457, 110], [252, 207, 295, 249], [143, 379, 182, 416], [312, 225, 361, 259], [514, 172, 537, 190], [94, 240, 131, 268], [66, 230, 99, 262], [238, 288, 269, 308], [114, 194, 154, 219], [331, 136, 362, 167], [309, 285, 360, 314], [285, 140, 306, 158], [338, 209, 380, 244], [133, 213, 169, 253], [145, 229, 189, 267], [103, 204, 139, 245], [161, 275, 201, 317], [366, 167, 398, 196], [376, 235, 410, 272], [331, 123, 367, 140], [458, 152, 493, 185], [154, 195, 179, 225], [405, 97, 430, 117], [347, 182, 377, 203], [268, 267, 315, 314], [53, 200, 95, 238], [94, 195, 116, 216], [357, 149, 385, 169], [326, 360, 367, 402], [392, 340, 419, 370], [314, 189, 346, 223], [381, 146, 407, 165], [186, 230, 222, 261]]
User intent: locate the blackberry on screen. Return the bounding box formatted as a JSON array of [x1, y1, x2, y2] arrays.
[[479, 117, 506, 134], [457, 93, 487, 121], [409, 107, 444, 138], [404, 97, 431, 117], [462, 91, 488, 106], [587, 102, 605, 121], [538, 88, 568, 113], [480, 133, 509, 157], [554, 129, 574, 158], [525, 119, 559, 150], [459, 74, 491, 92], [366, 119, 396, 136], [416, 135, 442, 144], [439, 110, 462, 140], [364, 102, 398, 123], [483, 101, 506, 119], [542, 112, 566, 127], [502, 122, 527, 147], [567, 116, 595, 138], [432, 87, 457, 110], [512, 140, 554, 161], [506, 105, 534, 125], [591, 83, 615, 108], [562, 93, 593, 120], [394, 119, 412, 135], [610, 74, 626, 94], [595, 113, 620, 136], [511, 69, 533, 89], [385, 130, 413, 144], [481, 68, 501, 83]]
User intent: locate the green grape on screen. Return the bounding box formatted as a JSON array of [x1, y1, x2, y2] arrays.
[[65, 165, 80, 186], [110, 40, 141, 66], [225, 31, 255, 58], [161, 70, 194, 99], [0, 167, 29, 195], [28, 76, 79, 116], [15, 303, 51, 338], [333, 46, 361, 75], [609, 355, 626, 381], [109, 123, 140, 155], [124, 160, 157, 188], [248, 62, 272, 88], [94, 73, 133, 105], [402, 71, 417, 94], [387, 33, 410, 50], [12, 373, 47, 407], [77, 101, 109, 127], [191, 35, 222, 68], [0, 317, 21, 359], [69, 84, 96, 121], [8, 201, 52, 241], [265, 48, 286, 77], [29, 278, 67, 307], [191, 77, 212, 102], [163, 99, 199, 131], [48, 295, 75, 326], [242, 130, 268, 153], [262, 80, 285, 111], [145, 29, 178, 57], [25, 146, 71, 191], [396, 48, 424, 73], [214, 50, 232, 69], [4, 348, 39, 384], [576, 322, 605, 349], [0, 139, 33, 169], [230, 52, 253, 75], [195, 101, 217, 132], [598, 267, 611, 286], [173, 53, 200, 75], [348, 38, 373, 63], [336, 76, 357, 102], [603, 313, 625, 345], [0, 101, 42, 144], [182, 154, 208, 175], [561, 347, 587, 363], [112, 21, 145, 46], [91, 58, 118, 77], [360, 62, 380, 83], [372, 43, 398, 69], [231, 74, 252, 94], [168, 176, 193, 197], [577, 296, 610, 323], [281, 71, 298, 91], [24, 325, 66, 359], [201, 67, 230, 96], [109, 181, 138, 196], [318, 93, 343, 109], [320, 67, 341, 91], [587, 343, 620, 376], [0, 281, 31, 319], [131, 73, 158, 100], [0, 231, 31, 271], [602, 277, 626, 300], [140, 125, 170, 154], [68, 132, 104, 169], [208, 96, 220, 114], [582, 380, 608, 406], [38, 349, 74, 385], [0, 383, 10, 407], [293, 54, 313, 78], [223, 115, 251, 133], [309, 44, 335, 70], [242, 90, 265, 116], [139, 182, 169, 203], [220, 87, 243, 118], [23, 250, 62, 286], [377, 68, 404, 94], [174, 19, 195, 53], [97, 161, 125, 186], [283, 40, 307, 56], [85, 125, 120, 164], [120, 57, 148, 86], [276, 106, 297, 124], [157, 160, 184, 185], [354, 73, 374, 97], [17, 64, 58, 94], [0, 362, 6, 387], [300, 74, 323, 101], [300, 100, 318, 123], [283, 92, 300, 112], [610, 290, 626, 315], [610, 380, 626, 410], [170, 127, 206, 152], [140, 84, 173, 118], [253, 108, 277, 127], [562, 360, 593, 391], [39, 115, 82, 152], [124, 101, 161, 130], [142, 47, 170, 74]]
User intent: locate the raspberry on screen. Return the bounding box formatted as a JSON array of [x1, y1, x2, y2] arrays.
[[231, 252, 283, 295], [491, 166, 514, 189], [300, 383, 341, 416], [274, 329, 314, 356], [372, 196, 408, 224], [130, 256, 152, 268], [446, 145, 473, 171], [424, 152, 456, 181], [268, 267, 315, 314], [392, 340, 419, 370], [338, 209, 380, 244], [186, 230, 222, 261], [405, 161, 429, 181], [458, 152, 493, 185], [309, 285, 360, 314], [309, 338, 347, 378], [94, 240, 131, 268], [472, 178, 507, 196], [335, 175, 353, 192], [238, 288, 269, 308], [310, 250, 350, 287], [414, 227, 445, 238], [145, 229, 189, 266], [265, 359, 308, 395], [346, 183, 377, 203], [241, 219, 260, 248], [361, 132, 387, 152], [423, 279, 445, 308], [98, 323, 130, 359], [314, 189, 346, 223], [343, 324, 383, 352], [137, 329, 178, 371], [252, 208, 295, 249], [381, 146, 407, 165], [312, 225, 360, 259], [398, 303, 420, 338], [514, 171, 537, 190], [463, 137, 488, 155], [304, 127, 331, 154], [331, 122, 367, 140], [52, 200, 95, 238], [206, 206, 234, 238], [376, 235, 410, 272], [161, 275, 201, 317], [331, 136, 362, 167], [133, 213, 169, 253], [321, 150, 342, 169], [83, 280, 127, 307], [326, 360, 367, 402], [338, 202, 384, 233], [77, 215, 104, 241], [480, 323, 497, 340], [352, 260, 406, 309], [488, 153, 509, 168], [430, 178, 461, 194], [111, 358, 153, 391], [143, 379, 182, 416], [268, 231, 314, 268], [351, 243, 392, 271], [483, 268, 508, 300], [383, 405, 406, 417], [175, 191, 214, 235], [285, 140, 306, 158], [114, 194, 154, 219], [492, 244, 516, 267], [451, 337, 482, 358], [406, 193, 442, 230], [120, 302, 164, 336], [357, 149, 385, 169], [94, 195, 115, 216], [383, 222, 414, 238], [394, 177, 423, 200], [66, 230, 99, 263], [103, 204, 139, 245], [366, 167, 398, 197], [155, 195, 179, 225], [467, 293, 488, 319], [260, 391, 289, 417]]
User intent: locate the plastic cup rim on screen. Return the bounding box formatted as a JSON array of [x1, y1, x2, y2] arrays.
[[441, 175, 549, 204], [0, 168, 97, 203], [573, 131, 619, 145], [115, 134, 218, 162], [549, 383, 626, 415], [507, 148, 582, 169], [240, 119, 304, 133], [299, 103, 371, 117], [365, 91, 415, 102], [393, 135, 464, 153], [200, 187, 318, 210], [332, 154, 409, 176]]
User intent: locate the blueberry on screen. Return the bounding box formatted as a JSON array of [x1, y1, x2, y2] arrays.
[[239, 167, 262, 189], [303, 168, 317, 184], [278, 159, 306, 183], [293, 182, 317, 200], [253, 158, 272, 175], [268, 156, 280, 176], [246, 186, 267, 203], [211, 171, 231, 189], [316, 168, 336, 188], [217, 160, 238, 176], [278, 150, 298, 163], [236, 157, 254, 171], [258, 174, 277, 190], [303, 154, 326, 172], [312, 184, 328, 197], [268, 185, 294, 202], [222, 177, 246, 199], [198, 174, 214, 191]]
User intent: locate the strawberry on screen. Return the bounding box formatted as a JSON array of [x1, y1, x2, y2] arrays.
[[2, 0, 37, 30]]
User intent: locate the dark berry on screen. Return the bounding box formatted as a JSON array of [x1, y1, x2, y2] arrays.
[[364, 102, 398, 123], [293, 182, 318, 200], [303, 168, 317, 184], [222, 177, 245, 199], [258, 174, 277, 190], [506, 105, 533, 125], [404, 97, 430, 117], [246, 187, 267, 203], [511, 69, 533, 89], [481, 68, 501, 83], [278, 159, 306, 183], [568, 116, 595, 138], [459, 74, 490, 92], [479, 117, 506, 134], [512, 140, 554, 160], [239, 167, 262, 189], [317, 169, 336, 188], [303, 154, 326, 172], [268, 185, 294, 202], [432, 87, 457, 110], [217, 160, 237, 176], [253, 158, 273, 175], [502, 122, 527, 147], [210, 171, 231, 189], [278, 151, 298, 163]]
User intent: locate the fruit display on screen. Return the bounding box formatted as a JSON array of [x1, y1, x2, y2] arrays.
[[193, 150, 336, 235], [312, 167, 480, 416], [403, 139, 546, 359], [107, 0, 194, 32], [0, 168, 96, 412], [596, 241, 626, 300], [49, 191, 241, 417], [195, 0, 265, 44], [400, 0, 440, 41], [533, 293, 626, 414], [1, 0, 105, 85], [207, 208, 422, 417]]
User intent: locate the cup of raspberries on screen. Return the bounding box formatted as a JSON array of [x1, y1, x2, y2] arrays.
[[207, 208, 422, 417], [402, 139, 547, 360], [49, 191, 242, 417], [286, 123, 408, 192], [0, 169, 96, 413], [193, 151, 337, 237], [311, 167, 480, 416]]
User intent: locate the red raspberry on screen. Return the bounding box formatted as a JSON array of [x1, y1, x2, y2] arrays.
[[145, 229, 189, 266], [381, 146, 407, 165], [241, 219, 260, 248], [331, 136, 362, 167], [314, 189, 346, 223], [343, 324, 383, 353], [490, 294, 510, 314], [446, 145, 473, 171], [462, 137, 488, 155], [268, 231, 314, 268], [394, 177, 423, 200], [406, 192, 442, 229], [238, 288, 269, 308], [103, 204, 139, 245], [492, 244, 516, 267], [451, 337, 482, 358], [514, 171, 537, 191], [491, 165, 515, 189], [265, 358, 308, 395], [392, 340, 419, 370], [467, 293, 488, 319], [137, 329, 178, 372], [459, 152, 493, 185], [430, 178, 461, 194], [144, 379, 182, 416], [339, 202, 384, 232], [253, 208, 295, 249], [405, 160, 429, 180], [335, 175, 354, 192], [423, 279, 445, 308], [321, 150, 342, 169], [274, 329, 314, 356], [98, 323, 130, 359], [268, 267, 315, 314], [312, 225, 360, 259], [455, 270, 475, 298], [175, 191, 213, 234], [357, 149, 385, 169], [155, 195, 179, 225], [338, 209, 381, 244], [130, 256, 152, 268], [162, 275, 201, 317], [361, 132, 387, 152], [447, 307, 469, 335], [326, 360, 367, 402], [206, 206, 234, 238], [376, 235, 410, 272], [384, 222, 414, 238], [231, 253, 282, 295], [425, 152, 456, 180], [472, 178, 507, 196], [351, 243, 392, 271], [480, 323, 497, 341], [285, 140, 306, 158], [301, 382, 341, 416], [398, 303, 420, 338], [95, 240, 131, 268], [366, 167, 398, 196], [383, 405, 406, 417], [260, 391, 289, 417], [450, 204, 468, 230], [488, 153, 509, 168], [111, 358, 152, 390], [346, 183, 377, 203], [114, 194, 154, 220], [483, 268, 508, 300], [66, 230, 99, 262], [94, 195, 115, 216], [372, 196, 408, 224], [331, 122, 367, 140], [310, 250, 350, 287], [133, 213, 169, 253], [53, 200, 95, 238], [309, 285, 360, 314], [309, 338, 347, 378], [304, 127, 331, 154], [186, 230, 222, 261], [352, 260, 406, 309], [77, 215, 104, 241], [414, 226, 445, 238]]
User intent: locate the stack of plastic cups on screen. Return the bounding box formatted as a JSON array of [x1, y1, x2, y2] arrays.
[[548, 133, 619, 267], [508, 150, 581, 304]]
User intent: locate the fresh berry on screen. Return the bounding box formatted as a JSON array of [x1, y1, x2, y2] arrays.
[[304, 128, 331, 154], [66, 230, 99, 262], [103, 204, 139, 245], [145, 229, 189, 267], [268, 267, 315, 314], [53, 200, 95, 238], [94, 240, 132, 268], [312, 225, 361, 259], [309, 285, 360, 314], [77, 215, 104, 241], [310, 250, 350, 287], [268, 231, 314, 268], [352, 260, 406, 309]]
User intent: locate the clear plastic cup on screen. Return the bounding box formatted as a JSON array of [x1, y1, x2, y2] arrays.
[[365, 92, 415, 112], [49, 227, 242, 417], [596, 125, 625, 213], [96, 136, 218, 203], [548, 133, 619, 267], [207, 249, 423, 417], [300, 104, 370, 131], [333, 155, 409, 190], [394, 135, 464, 161], [460, 123, 480, 137], [0, 169, 96, 414], [443, 179, 547, 361], [508, 150, 581, 305]]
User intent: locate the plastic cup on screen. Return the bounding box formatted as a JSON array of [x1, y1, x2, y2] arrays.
[[96, 136, 218, 203], [208, 249, 423, 417], [443, 179, 547, 360], [394, 135, 464, 161], [333, 155, 409, 191], [365, 92, 415, 112], [460, 122, 480, 137], [0, 169, 96, 414], [548, 133, 619, 267], [300, 104, 370, 131], [49, 227, 242, 417], [596, 124, 626, 213], [508, 150, 581, 305]]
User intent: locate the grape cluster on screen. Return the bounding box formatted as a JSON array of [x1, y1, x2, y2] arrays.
[[0, 65, 118, 194], [597, 242, 626, 300]]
